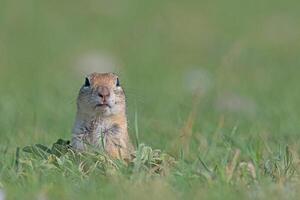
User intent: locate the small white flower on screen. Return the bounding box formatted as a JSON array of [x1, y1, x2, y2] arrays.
[[215, 93, 257, 117], [184, 68, 213, 95], [75, 51, 120, 75], [0, 189, 5, 200]]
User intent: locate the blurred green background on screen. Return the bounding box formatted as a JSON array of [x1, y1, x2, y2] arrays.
[[1, 0, 300, 199]]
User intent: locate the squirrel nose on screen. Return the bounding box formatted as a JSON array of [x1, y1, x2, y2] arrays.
[[98, 86, 110, 101]]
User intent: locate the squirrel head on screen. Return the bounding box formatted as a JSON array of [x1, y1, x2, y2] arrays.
[[77, 72, 126, 117]]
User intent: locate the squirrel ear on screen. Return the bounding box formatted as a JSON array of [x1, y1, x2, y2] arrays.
[[116, 78, 120, 87], [84, 77, 90, 87]]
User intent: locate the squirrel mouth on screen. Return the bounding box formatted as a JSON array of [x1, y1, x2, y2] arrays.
[[95, 103, 111, 108]]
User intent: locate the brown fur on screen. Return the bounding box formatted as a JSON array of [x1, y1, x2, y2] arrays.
[[71, 73, 134, 160]]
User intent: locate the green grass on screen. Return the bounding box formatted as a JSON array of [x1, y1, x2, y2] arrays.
[[1, 0, 300, 199]]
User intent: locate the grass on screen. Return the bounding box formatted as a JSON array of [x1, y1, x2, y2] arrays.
[[1, 0, 300, 199]]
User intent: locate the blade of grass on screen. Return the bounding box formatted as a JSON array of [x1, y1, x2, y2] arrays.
[[134, 108, 139, 149]]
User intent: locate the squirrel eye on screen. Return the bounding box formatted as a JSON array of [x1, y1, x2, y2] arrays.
[[84, 77, 90, 87], [116, 78, 120, 87]]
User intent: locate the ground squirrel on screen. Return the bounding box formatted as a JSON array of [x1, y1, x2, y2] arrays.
[[71, 72, 134, 160]]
